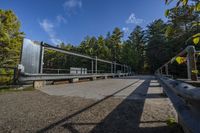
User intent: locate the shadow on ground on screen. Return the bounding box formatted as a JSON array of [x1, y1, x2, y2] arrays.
[[37, 76, 182, 133]]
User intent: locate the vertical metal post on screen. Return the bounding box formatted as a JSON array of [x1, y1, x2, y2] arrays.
[[160, 68, 163, 75], [91, 60, 94, 74], [111, 63, 113, 73], [39, 45, 44, 74], [187, 46, 198, 81], [95, 56, 97, 74], [114, 62, 116, 74], [165, 64, 169, 76]]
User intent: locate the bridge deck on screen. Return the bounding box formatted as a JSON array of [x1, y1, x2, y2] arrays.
[[0, 76, 182, 133]]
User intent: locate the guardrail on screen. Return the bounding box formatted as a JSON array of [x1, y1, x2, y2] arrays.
[[155, 45, 200, 132], [157, 76, 200, 133], [155, 45, 198, 81]]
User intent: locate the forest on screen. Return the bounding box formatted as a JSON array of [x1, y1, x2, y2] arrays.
[[0, 0, 200, 84]]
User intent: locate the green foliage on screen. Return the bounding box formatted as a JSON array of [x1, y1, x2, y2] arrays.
[[0, 9, 24, 67], [124, 26, 145, 73], [146, 19, 169, 73], [0, 9, 23, 84], [165, 0, 200, 45], [166, 117, 176, 126]]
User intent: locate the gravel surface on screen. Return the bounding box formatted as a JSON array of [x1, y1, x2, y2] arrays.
[[0, 76, 183, 133]]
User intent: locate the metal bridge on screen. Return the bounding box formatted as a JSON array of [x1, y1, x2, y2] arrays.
[[17, 39, 132, 87], [11, 39, 200, 133]]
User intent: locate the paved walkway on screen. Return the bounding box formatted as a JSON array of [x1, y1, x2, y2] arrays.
[[0, 76, 182, 133], [40, 76, 163, 100]]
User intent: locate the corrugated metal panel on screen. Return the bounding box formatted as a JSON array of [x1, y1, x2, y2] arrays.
[[21, 39, 41, 74]]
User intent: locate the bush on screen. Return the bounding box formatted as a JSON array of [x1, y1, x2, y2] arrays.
[[0, 68, 14, 85]]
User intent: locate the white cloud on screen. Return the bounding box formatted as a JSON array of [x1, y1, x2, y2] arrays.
[[122, 27, 129, 34], [63, 0, 82, 10], [56, 15, 67, 24], [39, 19, 54, 35], [39, 19, 62, 45], [50, 38, 62, 45], [126, 13, 144, 25]]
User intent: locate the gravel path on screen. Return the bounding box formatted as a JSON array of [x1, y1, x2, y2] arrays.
[[0, 76, 183, 133]]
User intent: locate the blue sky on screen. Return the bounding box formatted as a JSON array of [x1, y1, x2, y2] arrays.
[[0, 0, 175, 45]]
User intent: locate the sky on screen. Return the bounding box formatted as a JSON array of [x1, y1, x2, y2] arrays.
[[0, 0, 175, 46]]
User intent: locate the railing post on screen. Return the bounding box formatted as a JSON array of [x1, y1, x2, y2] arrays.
[[91, 60, 93, 74], [187, 46, 198, 81], [39, 45, 44, 74], [165, 64, 169, 76], [111, 63, 113, 73], [114, 62, 116, 74], [160, 68, 163, 75], [95, 56, 97, 74]]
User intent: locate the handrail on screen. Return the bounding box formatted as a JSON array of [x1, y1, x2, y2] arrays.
[[155, 45, 198, 81], [158, 76, 200, 133]]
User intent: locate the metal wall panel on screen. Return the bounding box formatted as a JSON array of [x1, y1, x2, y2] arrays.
[[21, 39, 41, 74]]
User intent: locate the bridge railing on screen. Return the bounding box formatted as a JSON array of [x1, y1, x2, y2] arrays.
[[17, 39, 132, 82], [155, 45, 200, 133], [155, 45, 199, 81]]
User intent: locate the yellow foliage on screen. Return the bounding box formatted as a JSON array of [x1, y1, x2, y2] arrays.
[[196, 2, 200, 11], [192, 70, 198, 74], [165, 10, 170, 17], [192, 33, 200, 45], [182, 0, 188, 5], [193, 37, 200, 45], [175, 56, 186, 64]]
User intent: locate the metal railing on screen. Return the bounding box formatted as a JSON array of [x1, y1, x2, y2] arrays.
[[155, 45, 200, 133], [41, 42, 131, 75], [18, 39, 132, 82], [155, 45, 198, 81]]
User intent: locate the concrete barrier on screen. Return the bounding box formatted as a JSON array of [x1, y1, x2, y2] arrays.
[[69, 78, 79, 83], [33, 81, 46, 89]]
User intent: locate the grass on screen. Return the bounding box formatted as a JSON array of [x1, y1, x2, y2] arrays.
[[0, 86, 35, 93], [166, 117, 176, 126]]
